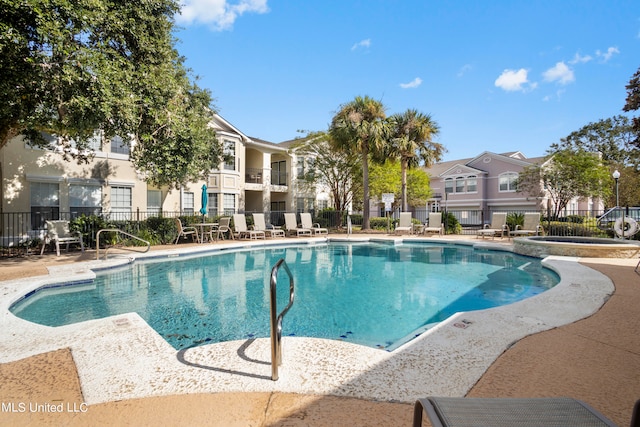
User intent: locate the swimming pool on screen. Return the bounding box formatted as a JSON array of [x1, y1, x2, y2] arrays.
[[10, 242, 559, 351]]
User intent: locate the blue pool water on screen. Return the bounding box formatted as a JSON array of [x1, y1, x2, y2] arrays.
[[10, 242, 559, 350]]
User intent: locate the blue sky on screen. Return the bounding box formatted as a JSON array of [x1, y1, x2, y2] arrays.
[[174, 0, 640, 161]]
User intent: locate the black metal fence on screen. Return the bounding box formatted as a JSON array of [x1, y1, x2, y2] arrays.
[[1, 207, 638, 257]]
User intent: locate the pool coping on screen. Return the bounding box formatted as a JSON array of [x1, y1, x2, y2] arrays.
[[0, 236, 615, 405]]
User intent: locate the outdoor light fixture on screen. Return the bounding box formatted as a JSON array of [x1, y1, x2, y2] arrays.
[[612, 170, 620, 208]]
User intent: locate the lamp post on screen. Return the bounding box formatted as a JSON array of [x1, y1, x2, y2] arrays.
[[612, 170, 621, 239], [612, 170, 620, 208]]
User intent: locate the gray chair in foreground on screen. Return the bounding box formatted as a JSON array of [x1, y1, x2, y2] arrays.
[[174, 218, 199, 244], [413, 397, 627, 427]]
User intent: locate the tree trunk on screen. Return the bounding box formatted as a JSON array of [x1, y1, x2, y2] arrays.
[[362, 146, 370, 230], [401, 159, 408, 212]]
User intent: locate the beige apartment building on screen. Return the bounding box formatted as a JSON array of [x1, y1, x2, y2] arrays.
[[0, 114, 321, 241]]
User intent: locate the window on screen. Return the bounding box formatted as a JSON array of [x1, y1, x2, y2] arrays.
[[271, 160, 287, 185], [467, 176, 477, 193], [147, 190, 162, 216], [110, 135, 130, 155], [499, 173, 518, 192], [317, 199, 328, 210], [70, 184, 102, 218], [271, 201, 286, 212], [297, 157, 305, 178], [455, 177, 465, 193], [183, 192, 194, 215], [207, 193, 218, 217], [223, 194, 235, 215], [223, 140, 236, 171], [111, 186, 132, 220], [30, 182, 60, 229], [444, 178, 454, 194]]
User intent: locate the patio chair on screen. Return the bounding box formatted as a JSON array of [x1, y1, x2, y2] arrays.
[[394, 212, 413, 235], [232, 214, 265, 240], [253, 213, 285, 238], [284, 213, 312, 237], [216, 217, 234, 240], [300, 212, 328, 235], [40, 220, 85, 256], [413, 397, 621, 427], [510, 212, 544, 238], [423, 212, 444, 236], [174, 218, 199, 244], [477, 212, 508, 239]]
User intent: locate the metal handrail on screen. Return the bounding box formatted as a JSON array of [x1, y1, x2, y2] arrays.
[[96, 228, 151, 260], [269, 258, 295, 381]]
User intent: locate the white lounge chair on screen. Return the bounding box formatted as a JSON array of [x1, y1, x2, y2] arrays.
[[395, 212, 413, 235], [233, 214, 265, 240], [423, 212, 444, 236], [40, 220, 85, 256], [174, 218, 199, 244], [510, 212, 543, 238], [477, 212, 508, 239], [215, 217, 233, 240], [300, 212, 328, 235], [252, 213, 285, 238], [284, 213, 312, 237]]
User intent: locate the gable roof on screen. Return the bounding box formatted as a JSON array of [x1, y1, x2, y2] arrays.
[[425, 150, 548, 177]]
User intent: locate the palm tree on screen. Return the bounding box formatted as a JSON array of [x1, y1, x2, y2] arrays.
[[386, 109, 444, 212], [329, 96, 388, 230]]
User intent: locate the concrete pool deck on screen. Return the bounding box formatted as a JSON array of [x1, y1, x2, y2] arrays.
[[0, 234, 639, 426]]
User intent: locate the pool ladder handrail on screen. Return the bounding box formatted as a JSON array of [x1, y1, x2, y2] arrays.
[[96, 228, 151, 260], [270, 258, 295, 381]]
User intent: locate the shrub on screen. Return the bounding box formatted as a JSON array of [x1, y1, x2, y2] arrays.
[[443, 212, 461, 234]]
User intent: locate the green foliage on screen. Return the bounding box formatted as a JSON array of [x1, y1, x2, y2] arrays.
[[0, 0, 221, 187], [369, 161, 433, 208], [70, 215, 115, 248], [623, 66, 640, 147], [506, 212, 524, 231], [370, 217, 391, 230], [329, 95, 388, 229], [383, 109, 444, 211], [290, 132, 361, 212], [443, 212, 461, 234], [517, 149, 612, 218]]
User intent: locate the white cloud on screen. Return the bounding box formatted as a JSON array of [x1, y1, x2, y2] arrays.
[[596, 46, 620, 62], [543, 61, 575, 85], [399, 77, 422, 89], [494, 68, 531, 92], [457, 64, 472, 77], [176, 0, 269, 31], [569, 52, 593, 64], [351, 39, 371, 51]]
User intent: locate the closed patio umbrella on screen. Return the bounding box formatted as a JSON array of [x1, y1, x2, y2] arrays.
[[199, 184, 208, 219]]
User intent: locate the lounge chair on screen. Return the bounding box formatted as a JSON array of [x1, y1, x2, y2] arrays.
[[253, 213, 285, 238], [477, 212, 508, 239], [413, 397, 624, 427], [510, 212, 543, 238], [215, 217, 234, 240], [394, 212, 413, 235], [232, 214, 265, 240], [40, 220, 85, 256], [174, 218, 199, 244], [423, 212, 443, 236], [300, 212, 328, 235], [284, 213, 312, 237]]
